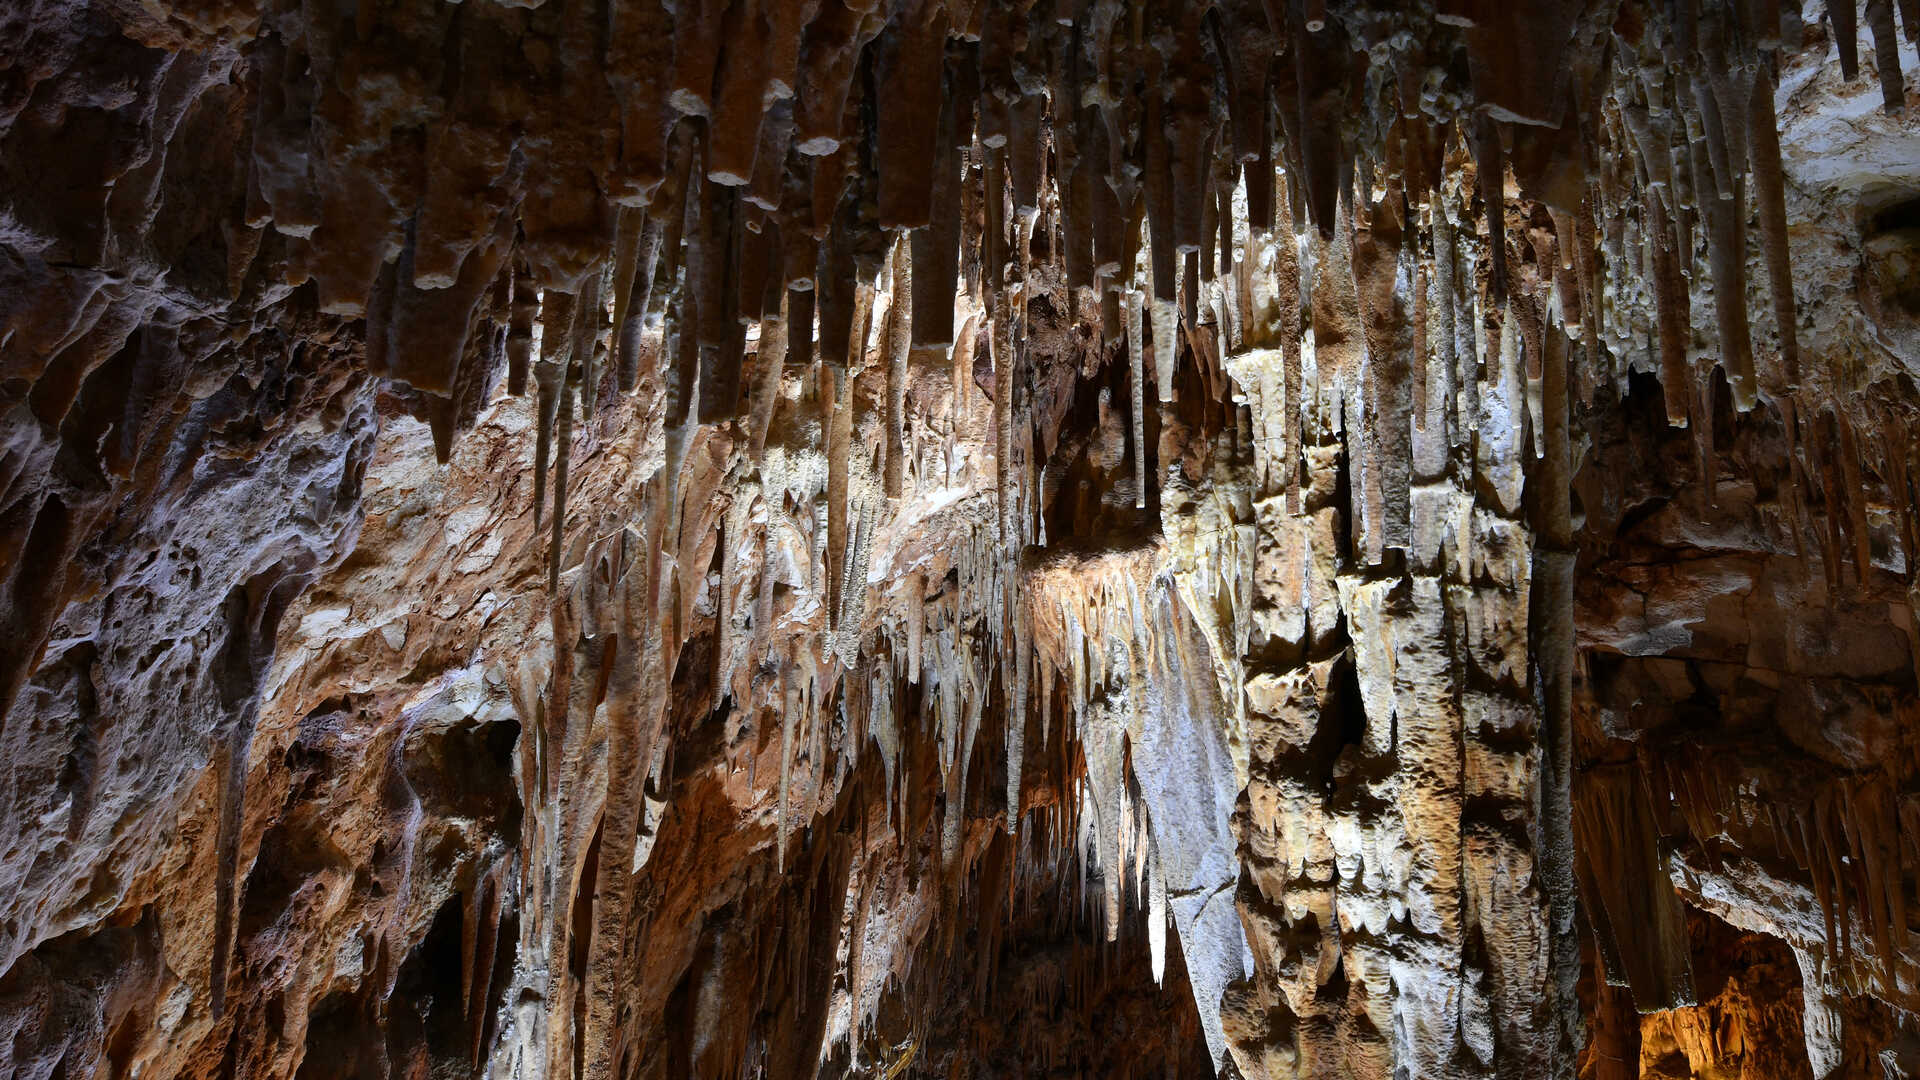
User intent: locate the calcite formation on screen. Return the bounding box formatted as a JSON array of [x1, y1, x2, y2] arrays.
[[3, 0, 1919, 1077]]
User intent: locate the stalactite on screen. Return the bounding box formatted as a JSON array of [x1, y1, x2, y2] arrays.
[[1519, 267, 1548, 451], [1151, 291, 1180, 405], [994, 298, 1015, 544], [778, 670, 798, 875], [1695, 362, 1718, 508], [1649, 192, 1693, 427], [1413, 261, 1429, 432], [548, 365, 575, 594], [750, 291, 789, 462], [1128, 287, 1147, 510], [1746, 65, 1800, 393], [825, 365, 853, 629], [1430, 203, 1459, 453], [208, 734, 243, 1018], [620, 216, 665, 394], [1475, 115, 1508, 308], [571, 267, 604, 423], [1353, 190, 1411, 555], [1836, 407, 1874, 585], [1309, 197, 1361, 455], [1693, 78, 1737, 207], [906, 570, 924, 687], [1869, 0, 1906, 112], [533, 290, 575, 530], [1008, 606, 1027, 836], [748, 507, 778, 696], [609, 207, 644, 391], [836, 499, 878, 667], [1693, 84, 1759, 411], [1834, 0, 1864, 81], [508, 257, 537, 396], [884, 236, 911, 501], [1574, 767, 1694, 1011]]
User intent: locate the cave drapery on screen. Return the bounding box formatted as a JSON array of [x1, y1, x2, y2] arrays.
[[3, 0, 1920, 1076]]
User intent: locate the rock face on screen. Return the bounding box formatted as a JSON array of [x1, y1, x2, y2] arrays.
[[3, 0, 1920, 1078]]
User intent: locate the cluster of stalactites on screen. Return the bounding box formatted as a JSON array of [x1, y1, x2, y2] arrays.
[[381, 16, 1920, 1048], [258, 0, 1920, 1045], [281, 0, 1918, 985], [292, 0, 1912, 614], [1648, 753, 1920, 1002]]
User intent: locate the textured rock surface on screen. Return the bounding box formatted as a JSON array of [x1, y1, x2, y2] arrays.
[[4, 0, 1920, 1077]]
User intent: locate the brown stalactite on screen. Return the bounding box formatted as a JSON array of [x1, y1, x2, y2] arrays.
[[533, 291, 576, 530], [1695, 125, 1758, 411], [619, 214, 666, 394], [548, 356, 575, 595], [571, 264, 605, 425], [695, 184, 745, 425], [1867, 0, 1908, 113], [884, 237, 911, 501], [826, 354, 854, 630], [1430, 202, 1462, 448], [749, 291, 789, 464], [876, 6, 951, 231], [1834, 0, 1863, 81], [608, 208, 645, 390], [508, 256, 537, 396], [1650, 192, 1694, 427], [1413, 261, 1430, 433], [1749, 64, 1802, 392], [1475, 114, 1508, 309]]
